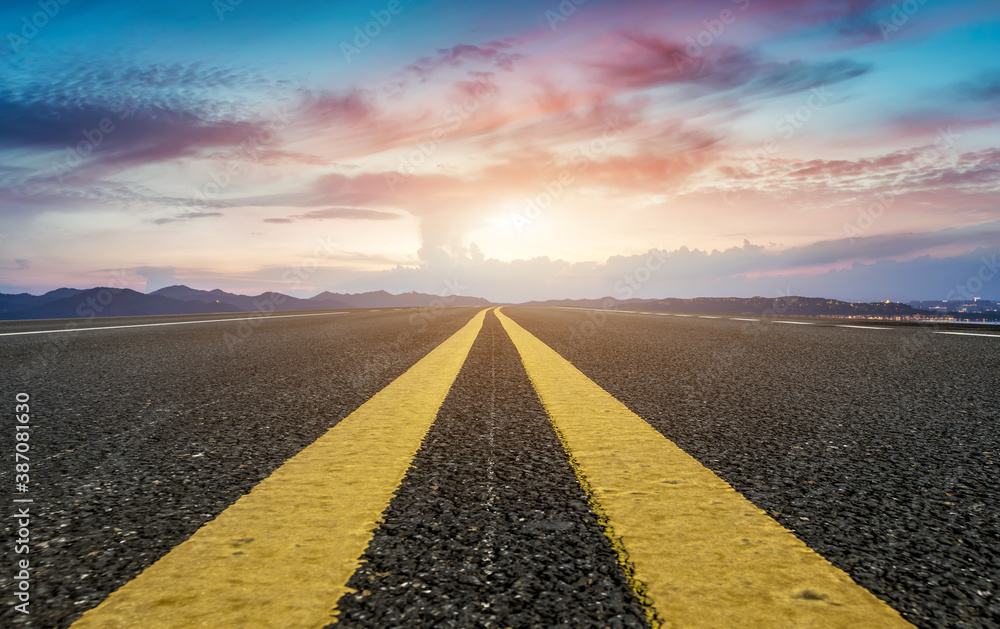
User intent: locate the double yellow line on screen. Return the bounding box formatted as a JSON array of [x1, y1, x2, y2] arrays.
[[72, 309, 488, 628], [73, 307, 912, 628]]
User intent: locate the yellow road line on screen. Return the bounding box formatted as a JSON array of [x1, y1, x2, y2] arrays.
[[496, 309, 913, 629], [72, 308, 491, 629]]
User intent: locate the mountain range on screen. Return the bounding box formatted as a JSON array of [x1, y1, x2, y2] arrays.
[[522, 296, 929, 317], [0, 286, 937, 321], [0, 286, 492, 320]]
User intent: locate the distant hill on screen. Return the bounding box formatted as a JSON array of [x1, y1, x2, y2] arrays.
[[310, 289, 492, 308], [0, 288, 240, 320], [525, 296, 929, 317], [151, 285, 492, 310], [519, 297, 646, 309], [0, 285, 492, 321], [150, 285, 353, 311], [0, 287, 85, 316], [0, 286, 930, 321]]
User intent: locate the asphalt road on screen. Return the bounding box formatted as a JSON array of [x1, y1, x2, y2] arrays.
[[333, 310, 647, 628], [504, 307, 1000, 629], [0, 307, 481, 628], [1, 305, 997, 628]]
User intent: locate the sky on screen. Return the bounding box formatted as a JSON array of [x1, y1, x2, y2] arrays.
[[1, 0, 999, 303]]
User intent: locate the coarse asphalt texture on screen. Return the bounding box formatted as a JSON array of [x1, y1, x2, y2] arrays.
[[0, 308, 482, 628], [331, 310, 648, 628], [503, 307, 1000, 629], [3, 305, 998, 628]]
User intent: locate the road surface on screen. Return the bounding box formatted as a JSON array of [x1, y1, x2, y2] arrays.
[[1, 306, 997, 628]]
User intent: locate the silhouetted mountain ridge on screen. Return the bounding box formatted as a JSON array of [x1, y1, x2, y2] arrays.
[[0, 288, 239, 320], [310, 289, 491, 308], [0, 285, 491, 320], [150, 285, 354, 311], [0, 287, 85, 313], [523, 296, 929, 316], [0, 286, 932, 321]]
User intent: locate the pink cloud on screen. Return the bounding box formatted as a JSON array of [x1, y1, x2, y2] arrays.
[[404, 40, 524, 82]]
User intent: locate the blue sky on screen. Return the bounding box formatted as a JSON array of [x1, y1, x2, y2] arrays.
[[1, 0, 999, 302]]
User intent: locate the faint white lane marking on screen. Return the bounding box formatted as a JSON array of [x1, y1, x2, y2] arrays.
[[555, 307, 625, 313], [0, 312, 349, 337], [836, 325, 890, 330], [550, 308, 1000, 337]]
